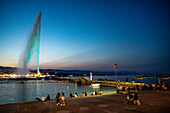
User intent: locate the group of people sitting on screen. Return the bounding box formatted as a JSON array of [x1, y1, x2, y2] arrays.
[[36, 93, 66, 106], [36, 94, 50, 102], [143, 80, 167, 90], [36, 90, 103, 106], [91, 91, 102, 95], [155, 80, 167, 90], [117, 86, 138, 94], [69, 93, 78, 98], [70, 91, 102, 98], [127, 90, 141, 105], [117, 85, 141, 105]]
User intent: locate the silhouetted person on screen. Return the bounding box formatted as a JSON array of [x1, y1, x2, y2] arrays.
[[127, 92, 134, 105], [70, 93, 74, 98], [46, 95, 50, 100], [56, 92, 60, 105], [95, 91, 97, 95], [85, 92, 87, 96], [133, 90, 141, 105]]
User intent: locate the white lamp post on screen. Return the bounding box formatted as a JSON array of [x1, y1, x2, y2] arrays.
[[114, 64, 118, 81], [90, 72, 92, 81]]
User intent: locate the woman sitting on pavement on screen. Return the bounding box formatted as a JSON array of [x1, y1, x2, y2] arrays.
[[46, 95, 50, 100], [70, 93, 74, 98], [74, 93, 78, 97], [42, 96, 45, 102], [82, 92, 85, 96], [36, 98, 40, 102], [91, 91, 95, 96], [85, 92, 87, 96], [100, 91, 102, 95]]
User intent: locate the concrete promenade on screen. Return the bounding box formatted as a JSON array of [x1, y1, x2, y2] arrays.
[[0, 90, 170, 113]]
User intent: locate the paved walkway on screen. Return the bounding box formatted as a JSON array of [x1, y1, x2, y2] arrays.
[[0, 90, 170, 113]]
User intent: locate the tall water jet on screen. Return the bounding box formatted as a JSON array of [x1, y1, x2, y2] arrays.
[[20, 12, 42, 77]]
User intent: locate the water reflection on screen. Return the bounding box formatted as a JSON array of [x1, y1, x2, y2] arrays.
[[75, 82, 77, 92], [36, 80, 39, 98], [16, 84, 27, 102], [0, 82, 116, 105]]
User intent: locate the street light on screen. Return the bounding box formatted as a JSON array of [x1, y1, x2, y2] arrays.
[[114, 64, 118, 81]]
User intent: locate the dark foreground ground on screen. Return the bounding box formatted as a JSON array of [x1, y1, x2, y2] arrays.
[[0, 90, 170, 113]]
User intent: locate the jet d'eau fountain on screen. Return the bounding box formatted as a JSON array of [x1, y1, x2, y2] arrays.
[[19, 12, 42, 77]]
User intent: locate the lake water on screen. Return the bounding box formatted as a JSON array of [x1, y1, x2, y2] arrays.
[[0, 75, 169, 105], [0, 82, 116, 105]]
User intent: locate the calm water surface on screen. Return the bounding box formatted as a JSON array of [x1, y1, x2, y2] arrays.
[[0, 75, 169, 105], [0, 82, 116, 105]]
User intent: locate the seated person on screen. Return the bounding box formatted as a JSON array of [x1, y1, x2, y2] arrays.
[[46, 95, 50, 100], [42, 96, 45, 101], [95, 91, 97, 95], [85, 92, 87, 96], [122, 87, 125, 91], [100, 91, 102, 95], [70, 93, 74, 98], [136, 85, 139, 91], [82, 92, 85, 96], [36, 98, 40, 102], [74, 93, 78, 97], [91, 91, 95, 96]]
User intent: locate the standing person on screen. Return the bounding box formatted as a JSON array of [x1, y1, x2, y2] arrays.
[[56, 93, 60, 105], [133, 90, 141, 105], [127, 92, 134, 105], [61, 92, 65, 106]]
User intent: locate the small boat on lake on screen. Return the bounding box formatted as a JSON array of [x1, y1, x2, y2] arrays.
[[91, 84, 100, 87]]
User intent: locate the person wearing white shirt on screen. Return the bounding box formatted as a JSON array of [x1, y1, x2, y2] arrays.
[[42, 96, 45, 101], [74, 93, 78, 97]]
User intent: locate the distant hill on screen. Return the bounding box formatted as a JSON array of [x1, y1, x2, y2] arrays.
[[0, 66, 140, 75], [38, 69, 140, 75], [0, 66, 18, 73]]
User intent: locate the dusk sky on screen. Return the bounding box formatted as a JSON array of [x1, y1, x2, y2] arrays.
[[0, 0, 170, 73]]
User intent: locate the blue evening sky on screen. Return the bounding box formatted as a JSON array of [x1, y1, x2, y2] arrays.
[[0, 0, 170, 73]]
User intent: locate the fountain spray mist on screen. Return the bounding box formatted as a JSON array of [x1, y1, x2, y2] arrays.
[[19, 12, 41, 77]]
